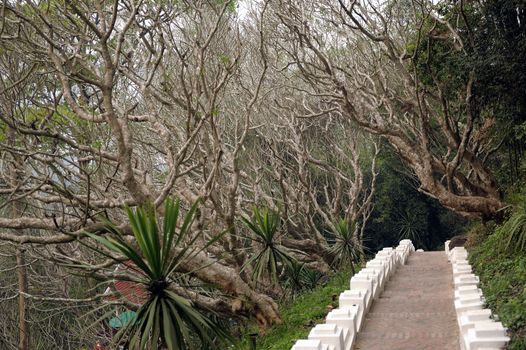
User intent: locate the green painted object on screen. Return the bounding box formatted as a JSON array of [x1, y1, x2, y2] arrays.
[[108, 310, 137, 329]]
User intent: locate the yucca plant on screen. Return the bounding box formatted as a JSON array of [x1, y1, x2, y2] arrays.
[[88, 198, 231, 350], [328, 218, 361, 274], [502, 205, 526, 252], [281, 259, 307, 296], [301, 268, 327, 290], [397, 210, 426, 249], [241, 206, 292, 286]]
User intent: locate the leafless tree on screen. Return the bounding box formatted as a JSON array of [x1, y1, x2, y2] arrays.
[[0, 1, 381, 346], [270, 0, 505, 220]]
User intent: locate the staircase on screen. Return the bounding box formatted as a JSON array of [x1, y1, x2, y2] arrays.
[[353, 251, 459, 349]]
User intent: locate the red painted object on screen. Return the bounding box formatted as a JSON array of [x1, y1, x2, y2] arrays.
[[105, 261, 148, 305], [113, 279, 148, 304]]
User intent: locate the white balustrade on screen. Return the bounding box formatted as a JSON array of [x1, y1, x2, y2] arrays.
[[350, 274, 375, 308], [454, 274, 480, 288], [325, 307, 357, 350], [308, 324, 345, 350], [458, 309, 492, 339], [464, 322, 509, 350], [365, 260, 388, 282], [455, 285, 483, 300], [359, 267, 384, 298], [445, 240, 510, 350], [291, 339, 331, 350], [453, 264, 473, 277], [290, 240, 415, 350], [339, 290, 367, 331], [368, 257, 391, 280]]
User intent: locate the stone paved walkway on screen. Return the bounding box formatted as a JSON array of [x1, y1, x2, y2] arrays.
[[353, 251, 459, 350]]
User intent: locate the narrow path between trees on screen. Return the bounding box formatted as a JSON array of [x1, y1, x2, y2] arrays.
[[354, 251, 459, 350]]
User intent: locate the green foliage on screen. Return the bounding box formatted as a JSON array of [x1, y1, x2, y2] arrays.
[[409, 0, 526, 187], [281, 261, 327, 296], [469, 227, 526, 349], [328, 218, 360, 272], [88, 198, 231, 350], [300, 268, 327, 291], [469, 0, 526, 188], [234, 268, 354, 350], [397, 209, 426, 249], [281, 260, 307, 296], [500, 206, 526, 252], [486, 187, 526, 253], [241, 206, 292, 285]]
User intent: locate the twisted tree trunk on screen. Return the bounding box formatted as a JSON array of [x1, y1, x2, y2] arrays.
[[180, 251, 282, 331]]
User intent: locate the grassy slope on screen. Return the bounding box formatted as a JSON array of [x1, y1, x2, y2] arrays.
[[234, 268, 353, 350], [469, 229, 526, 350]]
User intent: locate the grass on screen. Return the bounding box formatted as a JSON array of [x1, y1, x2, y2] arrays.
[[233, 268, 354, 350], [468, 226, 526, 350]]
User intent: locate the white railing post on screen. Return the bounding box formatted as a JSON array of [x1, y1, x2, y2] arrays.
[[445, 241, 510, 350]]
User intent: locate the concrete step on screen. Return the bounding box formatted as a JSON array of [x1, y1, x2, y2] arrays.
[[353, 252, 459, 350]]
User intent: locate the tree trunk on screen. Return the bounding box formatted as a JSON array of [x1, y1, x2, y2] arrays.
[[283, 238, 334, 267], [180, 251, 281, 331], [16, 247, 29, 350], [8, 127, 30, 350]]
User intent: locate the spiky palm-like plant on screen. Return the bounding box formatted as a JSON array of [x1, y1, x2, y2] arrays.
[[282, 259, 306, 296], [282, 259, 328, 296], [241, 206, 292, 286], [88, 198, 231, 350], [301, 268, 327, 290], [502, 205, 526, 252], [397, 210, 426, 249], [329, 218, 361, 274]]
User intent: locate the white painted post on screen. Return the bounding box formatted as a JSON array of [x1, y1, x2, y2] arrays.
[[369, 257, 391, 280], [339, 290, 368, 331], [454, 259, 471, 266], [291, 339, 331, 350], [464, 321, 510, 350], [359, 267, 384, 296], [325, 307, 358, 350], [455, 285, 483, 300], [453, 265, 473, 277], [454, 274, 480, 288], [450, 247, 469, 263], [454, 297, 484, 317], [365, 260, 388, 285], [349, 275, 374, 310], [458, 309, 492, 340], [375, 251, 395, 275], [308, 324, 345, 350]]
